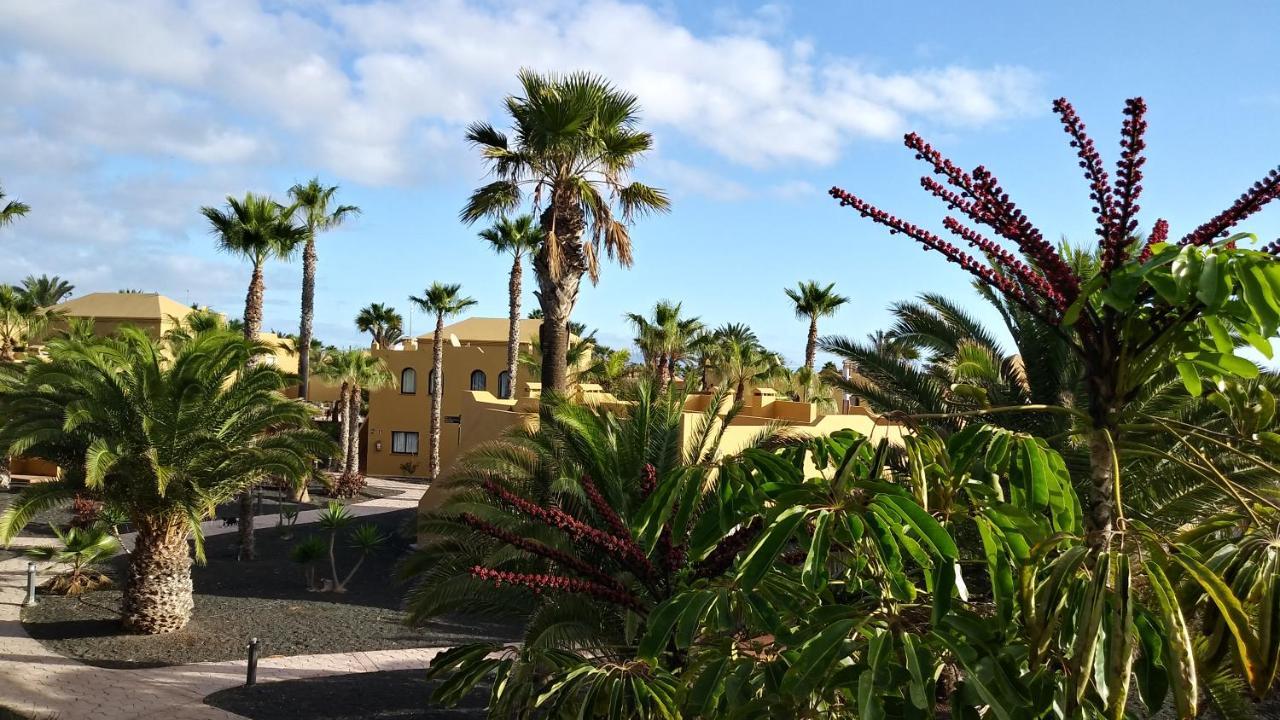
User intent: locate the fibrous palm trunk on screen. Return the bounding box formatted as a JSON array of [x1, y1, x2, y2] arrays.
[[430, 314, 445, 480], [236, 261, 266, 560], [0, 455, 9, 490], [344, 384, 360, 477], [506, 254, 522, 399], [298, 237, 317, 400], [336, 381, 350, 470], [805, 316, 819, 372], [122, 524, 193, 634], [0, 338, 14, 362], [533, 201, 587, 394]]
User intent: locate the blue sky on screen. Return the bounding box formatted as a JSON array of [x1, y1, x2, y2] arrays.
[[2, 1, 1278, 364]]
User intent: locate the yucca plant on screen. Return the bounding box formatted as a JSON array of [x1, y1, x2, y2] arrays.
[[314, 501, 386, 592]]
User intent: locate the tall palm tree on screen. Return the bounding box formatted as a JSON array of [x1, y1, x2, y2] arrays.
[[0, 184, 29, 229], [316, 349, 393, 494], [461, 70, 669, 393], [479, 214, 543, 399], [784, 281, 849, 372], [0, 328, 330, 633], [0, 285, 46, 361], [717, 333, 784, 401], [201, 192, 306, 558], [288, 179, 361, 401], [355, 303, 406, 348], [625, 300, 703, 392], [20, 275, 74, 307], [409, 283, 477, 480]]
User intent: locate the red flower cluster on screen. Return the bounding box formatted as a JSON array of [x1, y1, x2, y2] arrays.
[[1181, 165, 1280, 247], [458, 512, 624, 591], [1138, 218, 1170, 262], [693, 517, 763, 579], [1054, 97, 1120, 252], [639, 463, 657, 498], [482, 479, 657, 583], [469, 565, 644, 612]]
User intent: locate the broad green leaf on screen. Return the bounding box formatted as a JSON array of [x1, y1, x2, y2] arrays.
[[801, 509, 832, 591], [735, 505, 806, 591], [780, 618, 857, 696]]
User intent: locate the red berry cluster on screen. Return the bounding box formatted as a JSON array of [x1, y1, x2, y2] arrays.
[[1138, 218, 1170, 262], [579, 474, 630, 540], [1054, 98, 1120, 249], [1110, 97, 1149, 268], [1181, 165, 1280, 247], [693, 517, 763, 579], [469, 565, 645, 612], [458, 512, 623, 591], [639, 463, 657, 498]]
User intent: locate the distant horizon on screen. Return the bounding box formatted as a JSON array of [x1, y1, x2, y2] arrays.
[[3, 1, 1278, 368]]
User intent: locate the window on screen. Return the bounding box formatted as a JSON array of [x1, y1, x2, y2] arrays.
[[498, 370, 512, 399], [391, 431, 419, 454], [470, 369, 487, 391], [400, 368, 416, 394]]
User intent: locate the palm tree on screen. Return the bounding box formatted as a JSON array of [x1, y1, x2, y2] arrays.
[[201, 192, 307, 558], [20, 275, 74, 306], [0, 285, 45, 361], [408, 283, 477, 480], [0, 184, 29, 229], [288, 179, 361, 401], [0, 328, 330, 633], [717, 333, 784, 401], [625, 300, 703, 392], [479, 215, 543, 399], [784, 281, 849, 372], [461, 70, 669, 393], [355, 303, 407, 348], [202, 193, 307, 341], [316, 349, 393, 494]]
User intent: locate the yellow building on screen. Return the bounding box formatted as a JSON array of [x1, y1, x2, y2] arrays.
[[364, 317, 544, 478]]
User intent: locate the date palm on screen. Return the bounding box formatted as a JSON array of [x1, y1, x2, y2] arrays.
[[20, 274, 74, 307], [409, 283, 477, 480], [288, 178, 361, 401], [355, 303, 406, 348], [461, 70, 669, 393], [0, 328, 331, 633], [201, 192, 307, 559], [0, 184, 29, 229], [784, 281, 849, 372], [479, 214, 543, 399]]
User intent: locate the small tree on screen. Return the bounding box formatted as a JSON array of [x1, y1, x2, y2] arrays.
[[315, 501, 385, 592], [26, 525, 119, 595]]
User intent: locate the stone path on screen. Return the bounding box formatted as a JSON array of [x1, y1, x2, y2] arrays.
[[0, 478, 449, 720]]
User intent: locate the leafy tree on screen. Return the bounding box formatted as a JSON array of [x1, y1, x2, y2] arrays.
[[784, 280, 849, 371], [0, 328, 330, 633], [409, 283, 478, 480], [625, 300, 703, 392], [479, 214, 543, 399], [461, 70, 669, 393], [0, 184, 29, 229], [20, 274, 74, 306], [309, 501, 385, 592], [354, 303, 406, 348], [202, 192, 307, 558], [288, 178, 360, 401]]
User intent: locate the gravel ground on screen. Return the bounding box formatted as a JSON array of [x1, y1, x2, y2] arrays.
[[204, 669, 487, 720], [20, 508, 518, 668]]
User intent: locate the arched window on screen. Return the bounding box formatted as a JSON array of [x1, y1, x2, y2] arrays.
[[427, 368, 437, 396], [498, 370, 512, 399], [400, 368, 416, 394], [470, 369, 487, 392]]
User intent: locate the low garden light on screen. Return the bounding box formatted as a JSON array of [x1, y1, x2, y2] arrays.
[[245, 636, 260, 686], [23, 561, 37, 607]]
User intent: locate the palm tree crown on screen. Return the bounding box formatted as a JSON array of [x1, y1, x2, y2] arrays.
[[20, 274, 75, 307], [202, 193, 306, 338], [626, 300, 703, 390], [355, 303, 407, 348], [785, 280, 849, 371], [0, 184, 30, 228], [478, 214, 543, 257], [409, 283, 478, 324]]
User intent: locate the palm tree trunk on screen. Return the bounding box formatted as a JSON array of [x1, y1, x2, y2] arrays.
[[0, 337, 14, 362], [237, 490, 255, 560], [0, 455, 10, 490], [298, 237, 317, 400], [243, 262, 264, 340], [336, 381, 350, 471], [656, 355, 671, 393], [344, 384, 360, 477], [430, 313, 445, 480], [805, 316, 819, 372], [122, 524, 193, 634], [533, 202, 587, 394], [1087, 424, 1117, 544], [506, 254, 522, 399]]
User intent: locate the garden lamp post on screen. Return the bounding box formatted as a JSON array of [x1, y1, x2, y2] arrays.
[[23, 561, 37, 607]]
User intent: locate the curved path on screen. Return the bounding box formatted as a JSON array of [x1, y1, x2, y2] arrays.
[[0, 478, 449, 719]]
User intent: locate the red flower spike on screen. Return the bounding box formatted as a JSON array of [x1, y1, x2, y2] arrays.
[[458, 513, 625, 591], [693, 517, 763, 579], [1108, 97, 1149, 270], [639, 464, 657, 498], [1182, 166, 1280, 246], [579, 474, 630, 541], [468, 565, 645, 612], [942, 217, 1065, 309], [1138, 218, 1169, 262], [1054, 97, 1119, 255]]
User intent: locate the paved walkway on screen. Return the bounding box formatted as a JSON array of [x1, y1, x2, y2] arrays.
[[0, 478, 449, 719]]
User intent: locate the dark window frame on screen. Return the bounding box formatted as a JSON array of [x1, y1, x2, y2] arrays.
[[400, 367, 417, 394], [391, 431, 420, 455]]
